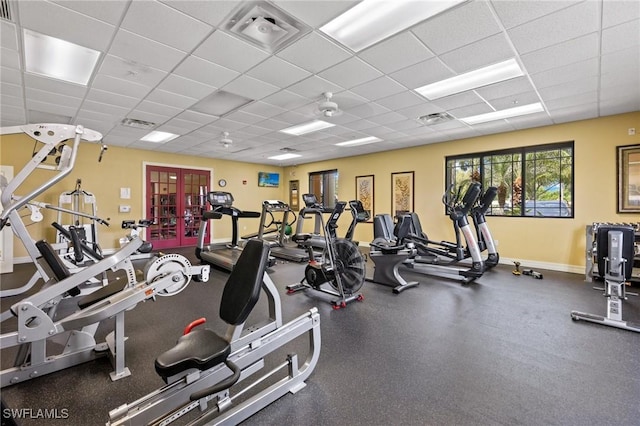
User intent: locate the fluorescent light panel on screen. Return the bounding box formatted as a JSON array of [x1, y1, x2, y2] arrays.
[[23, 29, 100, 86], [460, 103, 544, 125], [335, 136, 382, 147], [280, 120, 335, 136], [320, 0, 465, 52], [141, 131, 180, 143], [415, 59, 525, 100], [268, 153, 302, 160]]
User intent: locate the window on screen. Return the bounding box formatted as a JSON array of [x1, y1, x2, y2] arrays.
[[445, 141, 574, 218], [309, 169, 339, 209]]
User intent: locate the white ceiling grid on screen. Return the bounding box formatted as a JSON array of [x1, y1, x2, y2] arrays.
[[0, 0, 638, 165]]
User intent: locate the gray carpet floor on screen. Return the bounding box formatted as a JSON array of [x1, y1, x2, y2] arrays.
[[1, 246, 639, 426]]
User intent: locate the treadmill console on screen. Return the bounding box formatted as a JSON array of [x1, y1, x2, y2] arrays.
[[208, 191, 234, 208], [302, 193, 321, 207]]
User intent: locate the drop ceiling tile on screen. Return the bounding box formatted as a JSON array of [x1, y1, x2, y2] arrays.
[[475, 76, 536, 101], [242, 101, 288, 118], [432, 91, 485, 111], [23, 73, 87, 98], [26, 100, 78, 118], [385, 119, 423, 132], [161, 0, 238, 27], [447, 103, 494, 119], [538, 75, 598, 101], [271, 1, 359, 28], [602, 0, 640, 28], [411, 1, 501, 54], [18, 0, 115, 51], [92, 74, 152, 99], [109, 29, 188, 72], [439, 33, 514, 73], [521, 32, 599, 74], [98, 55, 168, 89], [173, 56, 239, 88], [601, 47, 639, 75], [72, 118, 114, 135], [85, 89, 137, 109], [545, 91, 598, 111], [82, 99, 131, 117], [366, 126, 400, 138], [271, 110, 310, 125], [350, 76, 406, 101], [25, 87, 82, 108], [0, 82, 22, 98], [473, 120, 516, 135], [0, 47, 20, 70], [223, 110, 266, 125], [375, 91, 425, 111], [491, 0, 581, 29], [345, 102, 389, 118], [1, 94, 22, 108], [51, 0, 129, 25], [1, 105, 26, 123], [193, 30, 270, 73], [286, 75, 344, 99], [1, 21, 18, 50], [222, 75, 280, 100], [1, 66, 22, 85], [530, 57, 599, 88], [600, 80, 640, 101], [277, 31, 351, 74], [131, 100, 183, 122], [318, 57, 382, 89], [160, 118, 206, 133], [488, 91, 541, 110], [246, 56, 311, 88], [507, 1, 600, 55], [346, 119, 378, 131], [146, 89, 197, 110], [602, 19, 640, 54], [395, 103, 445, 121], [156, 74, 216, 100], [324, 111, 359, 125], [600, 97, 640, 116], [508, 113, 554, 130], [253, 118, 290, 131], [173, 110, 218, 126], [211, 117, 254, 132], [358, 31, 434, 74], [390, 57, 453, 90], [120, 0, 212, 52], [549, 103, 598, 123], [261, 90, 309, 109]]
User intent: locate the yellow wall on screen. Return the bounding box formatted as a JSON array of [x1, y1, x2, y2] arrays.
[[0, 134, 283, 258], [2, 111, 639, 268], [285, 112, 640, 270]]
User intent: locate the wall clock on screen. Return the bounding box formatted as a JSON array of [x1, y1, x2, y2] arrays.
[[218, 179, 227, 187]]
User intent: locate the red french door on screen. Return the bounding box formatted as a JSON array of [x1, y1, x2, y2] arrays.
[[146, 166, 210, 249]]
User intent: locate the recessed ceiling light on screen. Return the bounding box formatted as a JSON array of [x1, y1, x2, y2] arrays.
[[268, 153, 302, 160], [140, 130, 180, 143], [415, 59, 525, 100], [280, 120, 335, 136], [320, 0, 465, 52], [23, 29, 100, 85], [335, 136, 382, 147], [460, 102, 545, 125]]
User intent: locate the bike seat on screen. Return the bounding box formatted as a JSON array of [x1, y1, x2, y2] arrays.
[[292, 233, 312, 243], [155, 329, 230, 381]]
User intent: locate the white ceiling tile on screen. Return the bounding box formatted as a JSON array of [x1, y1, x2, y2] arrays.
[[508, 113, 554, 130], [192, 30, 270, 73], [121, 1, 212, 52], [376, 91, 425, 111], [86, 88, 139, 109], [600, 97, 640, 116], [173, 110, 218, 126], [222, 75, 280, 100], [521, 32, 599, 74], [473, 120, 516, 135], [82, 99, 131, 117], [345, 102, 389, 118], [0, 47, 21, 70], [488, 91, 541, 110], [271, 1, 359, 28], [156, 74, 216, 100], [26, 99, 78, 118], [475, 76, 536, 101], [277, 31, 351, 73], [507, 1, 600, 55], [23, 73, 87, 98], [25, 87, 82, 108], [145, 88, 196, 110], [223, 110, 267, 125], [98, 55, 168, 88], [160, 118, 205, 133], [600, 80, 640, 101], [164, 1, 236, 27], [439, 33, 514, 73], [1, 20, 18, 50], [318, 57, 382, 89], [447, 103, 495, 119], [389, 57, 453, 89], [91, 73, 152, 99], [324, 111, 359, 125], [242, 101, 288, 118], [345, 119, 378, 131], [350, 76, 406, 101], [411, 1, 502, 54], [602, 0, 640, 28], [51, 0, 129, 25], [173, 55, 239, 88], [246, 56, 311, 88], [396, 103, 445, 120], [550, 103, 598, 123], [1, 66, 22, 85], [545, 91, 598, 112], [602, 19, 640, 54], [132, 99, 183, 120], [601, 46, 639, 75], [359, 32, 434, 74], [286, 75, 344, 99], [367, 111, 407, 126], [491, 0, 582, 29], [0, 82, 22, 98], [530, 58, 599, 88], [538, 76, 599, 101], [1, 94, 22, 108], [109, 29, 187, 72], [18, 0, 115, 51]]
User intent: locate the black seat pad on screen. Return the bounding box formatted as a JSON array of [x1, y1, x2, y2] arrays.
[[77, 280, 128, 310], [154, 329, 230, 379]]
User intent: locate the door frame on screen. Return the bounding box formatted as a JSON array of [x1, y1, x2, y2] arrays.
[[142, 162, 214, 245]]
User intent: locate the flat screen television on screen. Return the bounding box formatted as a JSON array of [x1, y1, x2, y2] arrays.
[[258, 172, 280, 187]]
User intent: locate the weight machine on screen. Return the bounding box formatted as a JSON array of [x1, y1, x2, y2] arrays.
[[571, 225, 639, 333], [107, 240, 321, 425]]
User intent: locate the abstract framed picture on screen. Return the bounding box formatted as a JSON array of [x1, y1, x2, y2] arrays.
[[617, 144, 640, 213], [355, 174, 374, 222], [391, 171, 414, 218]]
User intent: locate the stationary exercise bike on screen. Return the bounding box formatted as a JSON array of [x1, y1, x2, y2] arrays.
[[287, 201, 366, 309]]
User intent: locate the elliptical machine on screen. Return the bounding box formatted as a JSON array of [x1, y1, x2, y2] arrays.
[[470, 186, 500, 269], [287, 201, 366, 309]]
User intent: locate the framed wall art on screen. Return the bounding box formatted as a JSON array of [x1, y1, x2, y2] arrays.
[[355, 174, 374, 222], [617, 144, 640, 213], [391, 171, 414, 218]]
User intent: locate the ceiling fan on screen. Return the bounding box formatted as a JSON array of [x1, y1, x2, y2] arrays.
[[220, 131, 233, 148], [316, 92, 342, 118]]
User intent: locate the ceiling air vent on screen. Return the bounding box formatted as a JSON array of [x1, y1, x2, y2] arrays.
[[121, 118, 156, 130], [418, 112, 454, 126], [281, 147, 298, 153], [224, 1, 310, 53], [0, 0, 12, 21]]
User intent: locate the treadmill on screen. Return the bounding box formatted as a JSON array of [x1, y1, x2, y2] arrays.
[[295, 194, 333, 251], [253, 200, 309, 262], [195, 191, 275, 271]]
